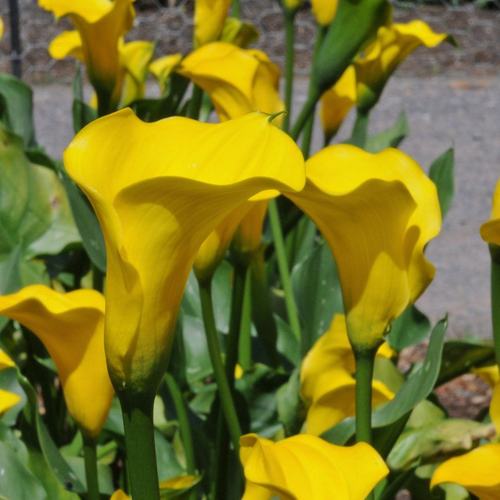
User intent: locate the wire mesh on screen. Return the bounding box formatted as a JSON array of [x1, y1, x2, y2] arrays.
[[0, 0, 499, 83]]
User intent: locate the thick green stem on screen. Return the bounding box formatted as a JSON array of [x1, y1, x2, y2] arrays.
[[351, 109, 370, 148], [82, 436, 100, 500], [490, 245, 500, 365], [188, 85, 204, 120], [232, 0, 241, 18], [239, 272, 252, 370], [164, 374, 196, 476], [120, 394, 160, 500], [354, 347, 377, 500], [268, 199, 301, 342], [198, 280, 243, 454], [290, 88, 321, 142], [282, 10, 295, 134]]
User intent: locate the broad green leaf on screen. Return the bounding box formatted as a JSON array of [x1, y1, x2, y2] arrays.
[[0, 420, 28, 462], [291, 241, 343, 356], [72, 100, 97, 135], [0, 441, 46, 500], [364, 110, 409, 153], [155, 430, 185, 482], [275, 314, 300, 367], [276, 369, 306, 436], [323, 318, 447, 446], [65, 456, 114, 495], [182, 315, 212, 385], [388, 305, 431, 352], [0, 73, 36, 147], [429, 148, 455, 219]]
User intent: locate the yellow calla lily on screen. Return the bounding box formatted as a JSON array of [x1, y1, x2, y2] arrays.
[[305, 368, 394, 435], [240, 433, 389, 500], [178, 42, 284, 123], [221, 17, 260, 48], [320, 66, 357, 143], [490, 380, 500, 435], [431, 444, 500, 500], [110, 475, 198, 500], [0, 16, 3, 42], [0, 348, 15, 371], [149, 54, 183, 94], [472, 365, 499, 388], [41, 0, 136, 113], [193, 0, 232, 48], [0, 285, 114, 438], [110, 491, 130, 500], [301, 314, 394, 403], [310, 0, 338, 26], [282, 0, 304, 13], [0, 389, 21, 418], [286, 145, 441, 349], [65, 110, 305, 394], [480, 178, 500, 245], [355, 21, 452, 112], [232, 199, 269, 259]]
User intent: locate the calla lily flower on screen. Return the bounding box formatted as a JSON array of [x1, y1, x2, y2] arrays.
[[178, 42, 284, 123], [281, 0, 304, 13], [472, 365, 500, 434], [221, 17, 260, 48], [0, 389, 21, 417], [354, 21, 452, 112], [240, 433, 389, 500], [480, 178, 500, 245], [473, 365, 499, 388], [149, 54, 183, 94], [41, 0, 136, 113], [110, 476, 198, 500], [310, 0, 338, 26], [305, 368, 394, 435], [65, 110, 305, 394], [0, 285, 114, 438], [0, 16, 3, 41], [286, 145, 441, 350], [194, 0, 232, 48], [232, 199, 269, 260], [301, 314, 394, 402], [431, 444, 500, 500], [320, 66, 357, 143], [0, 348, 15, 371]]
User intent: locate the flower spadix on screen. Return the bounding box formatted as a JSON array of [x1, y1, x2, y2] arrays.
[[355, 21, 452, 112], [0, 285, 113, 438], [65, 110, 305, 395], [178, 42, 284, 122], [194, 0, 232, 48], [41, 0, 135, 112], [431, 444, 500, 500], [240, 433, 388, 500], [286, 145, 441, 350]]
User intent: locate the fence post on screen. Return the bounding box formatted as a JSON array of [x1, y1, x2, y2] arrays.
[[8, 0, 22, 78]]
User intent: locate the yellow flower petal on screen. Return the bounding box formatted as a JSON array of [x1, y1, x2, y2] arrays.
[[221, 18, 260, 49], [431, 444, 500, 500], [0, 389, 21, 418], [490, 380, 500, 436], [40, 0, 135, 111], [0, 348, 15, 371], [472, 365, 499, 389], [0, 285, 114, 437], [310, 0, 338, 25], [194, 0, 232, 48], [48, 30, 84, 61], [178, 42, 284, 122], [65, 110, 305, 393], [320, 66, 356, 142], [282, 0, 304, 13], [149, 54, 183, 94], [0, 16, 3, 42], [240, 433, 389, 500], [159, 475, 198, 490], [110, 490, 131, 500], [286, 145, 441, 349], [301, 314, 394, 402], [480, 178, 500, 245], [355, 21, 451, 111], [305, 368, 394, 435]]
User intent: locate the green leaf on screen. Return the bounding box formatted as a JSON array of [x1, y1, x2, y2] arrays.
[[429, 148, 455, 219], [0, 441, 46, 500], [155, 430, 185, 482], [276, 369, 306, 436], [0, 367, 26, 425], [0, 73, 36, 148], [159, 475, 202, 500], [323, 318, 447, 446], [291, 241, 343, 355], [388, 304, 431, 352], [72, 100, 97, 135], [181, 315, 213, 385], [364, 110, 409, 153], [65, 456, 114, 495]]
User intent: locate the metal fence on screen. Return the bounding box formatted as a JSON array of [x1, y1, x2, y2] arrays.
[[1, 0, 500, 83]]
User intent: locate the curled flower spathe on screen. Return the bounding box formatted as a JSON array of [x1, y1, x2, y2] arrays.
[[0, 285, 113, 437], [0, 349, 21, 418], [286, 145, 441, 350], [311, 0, 338, 26], [65, 110, 305, 395], [194, 0, 232, 48], [480, 178, 500, 246], [240, 433, 389, 500]]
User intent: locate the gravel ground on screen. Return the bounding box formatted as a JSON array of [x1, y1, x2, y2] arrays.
[[33, 73, 500, 341]]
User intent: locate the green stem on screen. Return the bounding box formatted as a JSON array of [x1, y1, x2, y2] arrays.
[[82, 436, 100, 500], [120, 393, 160, 500], [351, 109, 370, 148], [268, 199, 301, 342], [290, 87, 321, 141], [198, 280, 243, 454], [490, 245, 500, 365], [239, 272, 252, 370], [188, 85, 204, 120], [232, 0, 241, 19], [164, 374, 196, 476], [282, 10, 296, 134]]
